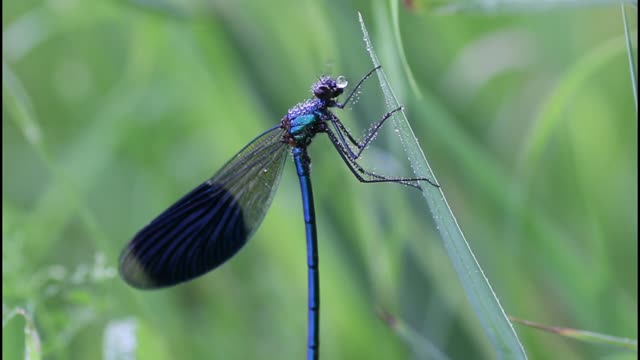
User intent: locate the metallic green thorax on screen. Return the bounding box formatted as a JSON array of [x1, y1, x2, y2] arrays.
[[283, 97, 334, 147], [289, 114, 319, 141]]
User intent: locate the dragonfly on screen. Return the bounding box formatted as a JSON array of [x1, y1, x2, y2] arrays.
[[119, 66, 438, 360]]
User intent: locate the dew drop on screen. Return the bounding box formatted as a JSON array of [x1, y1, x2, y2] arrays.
[[336, 76, 348, 89]]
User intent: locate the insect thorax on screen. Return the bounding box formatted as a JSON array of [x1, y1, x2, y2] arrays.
[[284, 99, 331, 145]]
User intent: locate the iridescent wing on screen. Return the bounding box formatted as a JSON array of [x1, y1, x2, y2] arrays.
[[119, 125, 288, 289]]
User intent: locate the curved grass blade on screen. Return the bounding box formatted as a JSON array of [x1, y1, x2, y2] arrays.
[[119, 126, 288, 288], [359, 12, 527, 359]]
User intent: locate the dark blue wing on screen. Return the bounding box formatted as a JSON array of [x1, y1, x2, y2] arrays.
[[119, 126, 288, 289]]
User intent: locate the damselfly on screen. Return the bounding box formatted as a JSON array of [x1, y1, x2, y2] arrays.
[[119, 66, 438, 360]]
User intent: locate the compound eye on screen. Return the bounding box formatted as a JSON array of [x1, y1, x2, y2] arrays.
[[314, 85, 330, 98]]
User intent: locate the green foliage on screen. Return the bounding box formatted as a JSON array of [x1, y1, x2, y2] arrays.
[[3, 1, 637, 359]]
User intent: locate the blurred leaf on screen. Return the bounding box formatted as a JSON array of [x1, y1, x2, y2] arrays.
[[431, 0, 637, 13], [2, 63, 42, 146], [136, 319, 172, 360], [378, 308, 450, 360], [510, 317, 638, 352], [521, 32, 638, 167], [621, 4, 638, 115], [103, 318, 137, 360]]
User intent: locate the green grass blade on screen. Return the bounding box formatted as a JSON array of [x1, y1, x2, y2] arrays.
[[621, 3, 638, 115], [3, 307, 42, 360], [510, 317, 638, 352], [389, 0, 422, 98], [358, 13, 527, 359]]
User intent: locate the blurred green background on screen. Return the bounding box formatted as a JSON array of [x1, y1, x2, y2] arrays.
[[3, 0, 637, 359]]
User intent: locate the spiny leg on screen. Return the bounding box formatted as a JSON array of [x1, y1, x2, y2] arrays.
[[326, 129, 423, 190], [324, 126, 439, 189], [336, 65, 382, 109], [329, 106, 404, 160]]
